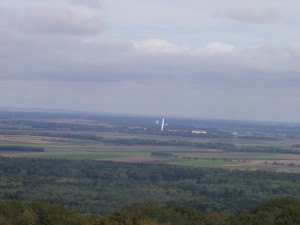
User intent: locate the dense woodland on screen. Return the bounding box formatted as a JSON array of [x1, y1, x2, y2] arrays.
[[0, 157, 299, 214], [0, 197, 299, 225], [0, 146, 44, 152]]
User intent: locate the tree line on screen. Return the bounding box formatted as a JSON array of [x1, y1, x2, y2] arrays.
[[0, 197, 299, 225], [0, 145, 44, 152]]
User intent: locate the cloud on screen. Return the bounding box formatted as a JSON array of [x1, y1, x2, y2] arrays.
[[1, 0, 300, 121], [132, 38, 188, 53], [197, 42, 237, 54], [1, 29, 300, 96], [23, 2, 105, 35], [218, 6, 281, 24], [67, 0, 102, 7], [0, 5, 9, 19]]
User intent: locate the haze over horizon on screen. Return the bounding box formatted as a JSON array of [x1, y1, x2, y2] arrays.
[[1, 0, 300, 122]]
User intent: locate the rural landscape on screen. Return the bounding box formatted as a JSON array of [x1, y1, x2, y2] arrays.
[[2, 0, 300, 224], [1, 110, 300, 172], [0, 110, 300, 225]]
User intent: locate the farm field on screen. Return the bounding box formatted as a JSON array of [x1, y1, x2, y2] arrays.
[[1, 131, 300, 172], [1, 114, 300, 173]]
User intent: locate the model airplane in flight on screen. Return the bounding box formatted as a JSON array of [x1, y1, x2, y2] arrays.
[[156, 118, 167, 131]]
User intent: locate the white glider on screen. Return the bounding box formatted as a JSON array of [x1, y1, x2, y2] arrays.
[[157, 118, 167, 131]]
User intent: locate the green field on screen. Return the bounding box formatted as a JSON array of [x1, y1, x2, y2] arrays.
[[169, 159, 237, 167]]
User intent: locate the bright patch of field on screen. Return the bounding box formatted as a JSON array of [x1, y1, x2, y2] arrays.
[[0, 135, 58, 144], [234, 142, 290, 147], [106, 156, 178, 163], [217, 157, 300, 172], [169, 159, 237, 167], [41, 153, 134, 160], [169, 151, 300, 172]]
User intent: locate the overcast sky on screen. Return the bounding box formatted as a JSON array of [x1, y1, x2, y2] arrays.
[[1, 0, 300, 122]]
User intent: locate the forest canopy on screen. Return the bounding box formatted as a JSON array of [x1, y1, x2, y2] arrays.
[[0, 197, 299, 225], [0, 157, 299, 214]]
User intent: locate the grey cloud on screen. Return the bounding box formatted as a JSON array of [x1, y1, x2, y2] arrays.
[[2, 0, 300, 122], [1, 24, 300, 121], [218, 7, 281, 24], [1, 28, 300, 99], [67, 0, 102, 7], [23, 2, 105, 35], [0, 5, 9, 19]]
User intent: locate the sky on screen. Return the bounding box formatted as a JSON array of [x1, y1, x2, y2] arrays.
[[1, 0, 300, 122]]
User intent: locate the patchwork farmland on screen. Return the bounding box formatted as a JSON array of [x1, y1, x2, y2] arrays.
[[1, 113, 300, 173]]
